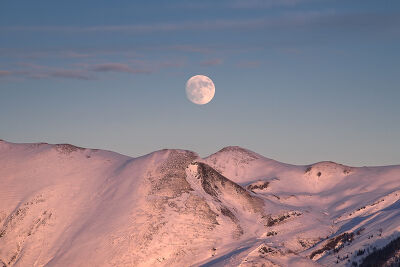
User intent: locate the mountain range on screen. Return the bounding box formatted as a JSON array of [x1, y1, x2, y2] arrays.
[[1, 140, 400, 267]]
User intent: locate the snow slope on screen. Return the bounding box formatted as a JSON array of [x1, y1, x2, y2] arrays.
[[1, 141, 400, 267]]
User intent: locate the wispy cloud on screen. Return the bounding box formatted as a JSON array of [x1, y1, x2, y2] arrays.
[[0, 15, 310, 34], [15, 62, 47, 69], [1, 63, 93, 81], [0, 48, 141, 60], [90, 63, 152, 74], [2, 61, 169, 81], [200, 58, 223, 66], [2, 11, 398, 38], [0, 70, 12, 76], [0, 19, 265, 33], [25, 69, 93, 80], [48, 70, 93, 80]]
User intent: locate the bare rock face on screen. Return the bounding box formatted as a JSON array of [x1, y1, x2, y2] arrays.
[[122, 150, 223, 266], [0, 194, 52, 266], [185, 162, 269, 240], [54, 144, 85, 154], [247, 181, 270, 191], [193, 162, 265, 215], [149, 149, 198, 197]]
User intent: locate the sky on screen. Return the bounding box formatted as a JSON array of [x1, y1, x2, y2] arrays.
[[1, 0, 400, 166]]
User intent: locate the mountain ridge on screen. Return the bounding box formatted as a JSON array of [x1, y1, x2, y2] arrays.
[[1, 139, 373, 168]]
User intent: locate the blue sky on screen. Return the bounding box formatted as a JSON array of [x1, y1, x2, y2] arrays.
[[1, 0, 399, 166]]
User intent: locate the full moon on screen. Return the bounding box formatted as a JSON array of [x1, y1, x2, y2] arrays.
[[185, 75, 215, 105]]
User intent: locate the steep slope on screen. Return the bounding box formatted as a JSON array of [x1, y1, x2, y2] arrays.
[[1, 140, 400, 267], [203, 146, 400, 266], [0, 141, 272, 266]]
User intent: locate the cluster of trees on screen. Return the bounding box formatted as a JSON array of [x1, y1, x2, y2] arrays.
[[360, 236, 400, 267], [310, 232, 354, 259]]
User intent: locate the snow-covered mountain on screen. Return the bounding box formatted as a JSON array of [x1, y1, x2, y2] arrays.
[[1, 140, 400, 267]]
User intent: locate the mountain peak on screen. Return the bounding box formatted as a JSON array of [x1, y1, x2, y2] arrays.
[[207, 146, 262, 161], [216, 146, 255, 154], [305, 161, 354, 178]]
